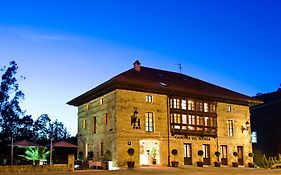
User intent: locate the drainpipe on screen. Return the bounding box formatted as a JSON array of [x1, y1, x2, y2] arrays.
[[167, 97, 170, 167]]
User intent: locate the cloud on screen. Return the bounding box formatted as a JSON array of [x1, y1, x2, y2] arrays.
[[0, 25, 71, 42]]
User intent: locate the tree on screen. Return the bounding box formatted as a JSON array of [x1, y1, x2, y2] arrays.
[[0, 61, 24, 143], [19, 146, 50, 165], [18, 115, 34, 140], [33, 114, 51, 142], [52, 119, 70, 141]]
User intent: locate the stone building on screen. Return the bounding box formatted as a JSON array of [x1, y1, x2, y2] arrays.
[[67, 60, 261, 168]]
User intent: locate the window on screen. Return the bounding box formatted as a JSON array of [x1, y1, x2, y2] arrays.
[[196, 116, 204, 126], [210, 103, 216, 113], [145, 112, 154, 132], [204, 116, 210, 126], [173, 98, 180, 109], [93, 117, 96, 133], [100, 98, 104, 105], [220, 145, 227, 158], [227, 120, 234, 136], [188, 115, 195, 130], [181, 100, 187, 110], [101, 142, 104, 155], [182, 114, 187, 129], [104, 113, 108, 125], [146, 95, 153, 103], [188, 100, 195, 110], [251, 131, 257, 143], [184, 143, 192, 158], [203, 144, 210, 158], [82, 119, 87, 129], [196, 102, 203, 112], [204, 103, 209, 112], [227, 105, 232, 112]]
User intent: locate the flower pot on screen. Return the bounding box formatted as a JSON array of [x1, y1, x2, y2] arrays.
[[248, 162, 254, 168], [127, 161, 135, 168], [171, 161, 179, 167], [232, 162, 238, 167], [152, 158, 157, 165], [197, 161, 204, 167], [214, 162, 221, 167]]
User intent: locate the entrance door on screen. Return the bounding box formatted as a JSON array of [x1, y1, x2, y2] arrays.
[[237, 146, 244, 165], [139, 140, 160, 165], [220, 145, 228, 165], [184, 143, 192, 165], [203, 144, 210, 165]]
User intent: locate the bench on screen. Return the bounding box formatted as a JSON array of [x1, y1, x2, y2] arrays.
[[88, 161, 102, 169]]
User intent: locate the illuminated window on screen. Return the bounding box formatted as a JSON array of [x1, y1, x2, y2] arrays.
[[204, 103, 209, 112], [227, 105, 232, 112], [100, 98, 104, 105], [204, 117, 209, 126], [146, 95, 153, 103], [145, 112, 154, 132], [173, 98, 180, 109], [203, 144, 210, 159], [104, 113, 108, 125], [182, 114, 187, 124], [82, 119, 87, 129], [210, 103, 216, 113], [182, 100, 187, 110], [188, 100, 195, 110], [188, 115, 196, 125], [196, 102, 203, 112], [227, 120, 234, 136]]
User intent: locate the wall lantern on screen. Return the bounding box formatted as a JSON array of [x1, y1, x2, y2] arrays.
[[131, 108, 141, 129], [242, 121, 250, 133]]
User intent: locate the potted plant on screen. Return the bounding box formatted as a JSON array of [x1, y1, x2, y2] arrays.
[[214, 151, 221, 167], [127, 148, 135, 168], [248, 153, 254, 168], [103, 150, 113, 170], [171, 149, 179, 167], [197, 150, 204, 167], [151, 148, 157, 165], [232, 152, 238, 167]]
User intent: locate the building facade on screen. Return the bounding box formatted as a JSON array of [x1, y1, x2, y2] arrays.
[[67, 61, 260, 168]]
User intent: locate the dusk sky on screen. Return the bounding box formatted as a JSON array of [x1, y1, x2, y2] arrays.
[[0, 0, 280, 136]]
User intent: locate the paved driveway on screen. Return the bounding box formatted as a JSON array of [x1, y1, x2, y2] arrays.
[[4, 166, 281, 175]]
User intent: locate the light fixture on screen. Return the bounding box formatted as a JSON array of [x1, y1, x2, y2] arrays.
[[242, 121, 250, 133]]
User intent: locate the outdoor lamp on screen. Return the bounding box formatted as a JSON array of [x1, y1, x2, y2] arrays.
[[242, 121, 250, 133]]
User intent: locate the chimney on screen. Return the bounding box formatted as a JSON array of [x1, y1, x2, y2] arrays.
[[133, 60, 141, 72]]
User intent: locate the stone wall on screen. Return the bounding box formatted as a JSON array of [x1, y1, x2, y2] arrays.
[[77, 91, 117, 164], [0, 164, 70, 174]]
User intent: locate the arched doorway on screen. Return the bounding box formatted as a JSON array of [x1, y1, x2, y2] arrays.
[[139, 140, 160, 165]]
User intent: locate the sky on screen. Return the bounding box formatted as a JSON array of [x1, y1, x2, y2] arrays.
[[0, 0, 280, 136]]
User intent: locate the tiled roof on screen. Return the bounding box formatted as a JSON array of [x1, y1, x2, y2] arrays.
[[67, 66, 261, 106]]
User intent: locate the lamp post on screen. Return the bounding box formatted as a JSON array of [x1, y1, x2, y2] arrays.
[[11, 136, 13, 166], [50, 124, 53, 164]]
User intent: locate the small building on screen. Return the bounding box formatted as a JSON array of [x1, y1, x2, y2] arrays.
[[67, 60, 261, 168], [251, 90, 281, 156]]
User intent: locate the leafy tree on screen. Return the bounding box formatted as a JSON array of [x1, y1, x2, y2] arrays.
[[0, 61, 24, 143], [19, 146, 50, 165], [52, 119, 70, 141], [18, 115, 34, 140], [33, 114, 51, 142]]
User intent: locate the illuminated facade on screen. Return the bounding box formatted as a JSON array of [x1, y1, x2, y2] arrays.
[[67, 61, 261, 167]]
